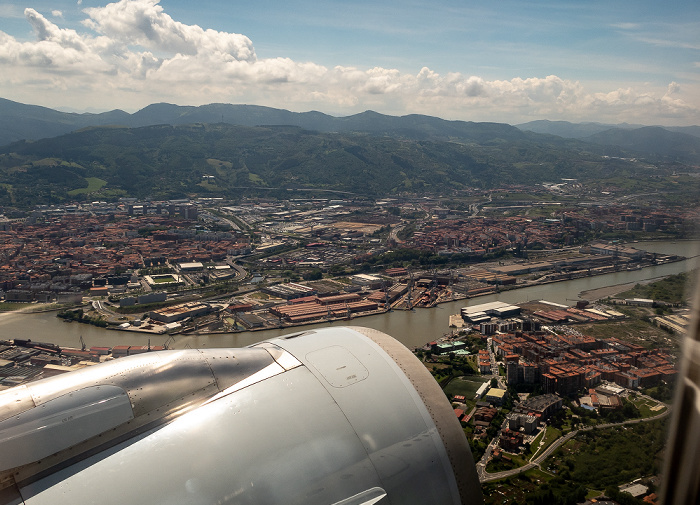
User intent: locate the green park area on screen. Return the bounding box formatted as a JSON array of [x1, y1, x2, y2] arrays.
[[152, 274, 177, 284], [546, 419, 667, 491], [482, 468, 588, 505], [629, 395, 668, 418], [486, 452, 529, 473], [444, 376, 490, 399], [483, 419, 667, 505], [531, 426, 562, 460], [68, 177, 107, 195]]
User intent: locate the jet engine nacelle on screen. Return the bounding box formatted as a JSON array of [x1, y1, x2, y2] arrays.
[[0, 326, 483, 505]]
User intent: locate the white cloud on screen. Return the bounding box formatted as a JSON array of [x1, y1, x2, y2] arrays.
[[0, 0, 697, 125], [82, 0, 255, 62], [666, 82, 681, 95], [0, 9, 108, 73], [25, 9, 87, 51], [51, 10, 63, 18]]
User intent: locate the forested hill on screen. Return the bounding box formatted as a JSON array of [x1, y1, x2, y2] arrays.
[[0, 98, 527, 147], [0, 122, 686, 207], [584, 126, 700, 163], [2, 98, 699, 166]]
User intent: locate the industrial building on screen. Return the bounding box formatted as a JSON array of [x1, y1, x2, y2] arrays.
[[270, 298, 378, 323], [149, 302, 213, 323], [139, 292, 168, 304], [475, 381, 490, 399], [586, 242, 643, 259], [350, 274, 384, 289], [461, 301, 521, 323], [262, 282, 316, 300], [178, 262, 204, 272]]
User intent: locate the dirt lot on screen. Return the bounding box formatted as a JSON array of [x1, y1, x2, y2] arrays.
[[330, 221, 384, 234], [574, 316, 680, 352]]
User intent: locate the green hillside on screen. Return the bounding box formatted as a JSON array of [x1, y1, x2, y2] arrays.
[[0, 123, 694, 207]]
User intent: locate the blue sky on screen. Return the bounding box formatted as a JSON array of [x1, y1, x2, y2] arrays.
[[0, 0, 698, 125]]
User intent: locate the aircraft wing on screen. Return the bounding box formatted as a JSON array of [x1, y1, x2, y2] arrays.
[[0, 326, 483, 505]]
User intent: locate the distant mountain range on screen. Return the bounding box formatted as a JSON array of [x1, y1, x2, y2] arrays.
[[0, 97, 528, 147], [515, 119, 700, 140], [515, 120, 700, 164], [1, 97, 699, 165], [0, 97, 699, 208]]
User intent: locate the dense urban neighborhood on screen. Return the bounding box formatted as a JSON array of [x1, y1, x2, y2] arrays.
[[0, 150, 696, 505], [1, 0, 699, 498], [0, 188, 693, 332], [0, 184, 691, 503]]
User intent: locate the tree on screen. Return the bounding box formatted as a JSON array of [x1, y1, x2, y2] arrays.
[[622, 400, 640, 419], [303, 268, 323, 281]]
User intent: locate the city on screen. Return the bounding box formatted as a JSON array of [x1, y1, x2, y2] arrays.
[[1, 0, 699, 502], [0, 188, 692, 504]]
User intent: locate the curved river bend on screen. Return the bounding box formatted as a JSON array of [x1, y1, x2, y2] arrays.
[[1, 240, 697, 350]]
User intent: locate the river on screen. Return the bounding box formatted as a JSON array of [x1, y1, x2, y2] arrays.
[[1, 240, 698, 350]]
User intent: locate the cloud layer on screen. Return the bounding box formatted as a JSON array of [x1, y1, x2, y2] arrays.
[[0, 0, 696, 125]]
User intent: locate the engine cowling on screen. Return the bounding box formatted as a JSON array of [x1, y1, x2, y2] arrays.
[[0, 326, 483, 505]]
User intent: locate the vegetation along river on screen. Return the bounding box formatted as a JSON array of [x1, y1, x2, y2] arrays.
[[0, 240, 697, 351]]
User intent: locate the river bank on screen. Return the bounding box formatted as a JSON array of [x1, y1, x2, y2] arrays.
[[34, 253, 687, 339], [181, 252, 688, 336], [1, 240, 698, 351], [578, 277, 667, 301]]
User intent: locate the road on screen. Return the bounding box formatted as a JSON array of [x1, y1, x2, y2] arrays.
[[486, 337, 505, 389], [475, 416, 509, 481], [469, 194, 491, 217], [478, 408, 670, 482], [223, 258, 248, 281], [388, 222, 406, 244], [473, 336, 507, 481]]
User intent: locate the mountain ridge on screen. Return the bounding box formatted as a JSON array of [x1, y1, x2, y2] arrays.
[[3, 97, 697, 153], [2, 121, 697, 208], [516, 118, 700, 140]]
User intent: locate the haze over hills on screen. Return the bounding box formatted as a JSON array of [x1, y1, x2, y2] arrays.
[[584, 126, 700, 162], [0, 98, 531, 148], [515, 120, 700, 164], [516, 119, 700, 140], [515, 120, 644, 139], [0, 97, 699, 208], [1, 98, 699, 162]]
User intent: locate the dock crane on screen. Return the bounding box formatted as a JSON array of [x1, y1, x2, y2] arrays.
[[162, 335, 175, 350]]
